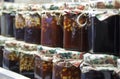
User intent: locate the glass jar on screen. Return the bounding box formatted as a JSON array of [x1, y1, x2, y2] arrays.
[[81, 53, 119, 79], [88, 12, 120, 55], [0, 36, 14, 67], [35, 46, 63, 79], [35, 54, 53, 79], [52, 50, 83, 79], [3, 12, 15, 37], [3, 48, 19, 72], [63, 12, 89, 52], [24, 12, 41, 44], [19, 50, 35, 78], [53, 60, 81, 79], [1, 13, 7, 36], [1, 3, 16, 37], [19, 42, 37, 78], [15, 13, 25, 40], [41, 12, 63, 47], [3, 40, 22, 73]]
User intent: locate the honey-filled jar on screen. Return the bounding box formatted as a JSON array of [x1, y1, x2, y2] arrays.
[[35, 45, 64, 79], [19, 42, 37, 78], [24, 12, 41, 44], [15, 12, 25, 40], [63, 12, 89, 52], [52, 50, 83, 79], [41, 11, 63, 47], [3, 40, 22, 73]]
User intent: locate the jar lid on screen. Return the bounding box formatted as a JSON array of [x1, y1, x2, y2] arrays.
[[53, 57, 83, 68], [20, 50, 37, 55], [83, 53, 118, 67], [3, 47, 18, 53], [36, 46, 64, 61], [28, 4, 43, 11], [37, 45, 63, 54], [53, 50, 83, 67], [54, 50, 83, 59], [20, 42, 37, 51], [95, 9, 119, 21], [5, 40, 24, 48], [2, 2, 18, 14]]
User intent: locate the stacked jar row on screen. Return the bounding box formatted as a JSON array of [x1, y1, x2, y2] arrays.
[[22, 11, 120, 56], [1, 10, 120, 56], [1, 39, 83, 79], [0, 36, 120, 79], [35, 45, 83, 79], [0, 11, 89, 52]]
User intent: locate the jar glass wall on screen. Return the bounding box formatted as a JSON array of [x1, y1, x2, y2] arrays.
[[35, 55, 53, 79], [35, 46, 60, 79], [15, 13, 25, 40], [0, 36, 15, 67], [52, 50, 83, 79], [52, 60, 81, 79], [88, 15, 120, 56], [41, 12, 63, 47], [19, 51, 35, 78], [63, 12, 89, 52], [3, 48, 19, 73], [24, 12, 41, 44]]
